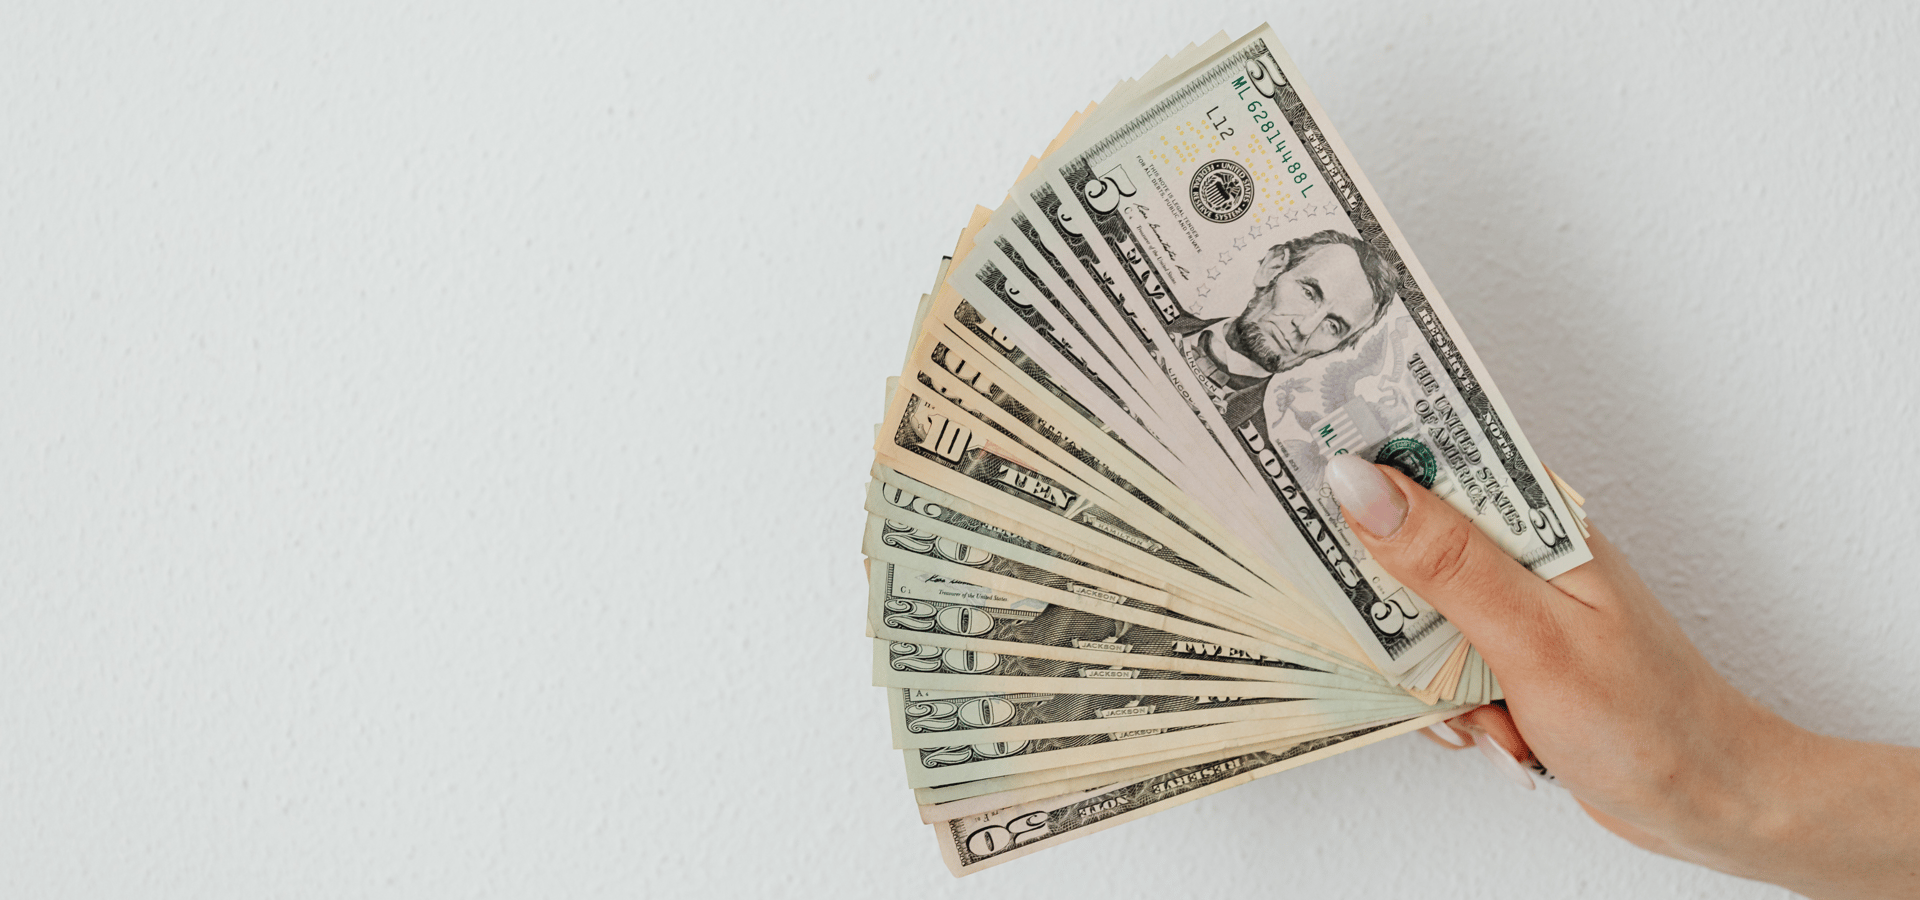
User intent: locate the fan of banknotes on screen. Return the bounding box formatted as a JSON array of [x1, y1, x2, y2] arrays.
[[863, 24, 1593, 876]]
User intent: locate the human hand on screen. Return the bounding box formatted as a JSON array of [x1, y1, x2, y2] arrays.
[[1323, 455, 1920, 898]]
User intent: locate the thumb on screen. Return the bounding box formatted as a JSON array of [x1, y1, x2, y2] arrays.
[[1323, 455, 1563, 670]]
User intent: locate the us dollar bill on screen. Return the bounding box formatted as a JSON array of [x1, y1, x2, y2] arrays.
[[994, 215, 1152, 410], [873, 640, 1389, 701], [864, 473, 1377, 674], [884, 687, 1409, 750], [915, 262, 1266, 568], [933, 711, 1450, 876], [935, 208, 1182, 472], [902, 332, 1311, 618], [860, 510, 1289, 668], [917, 209, 1272, 552], [903, 708, 1399, 788], [911, 730, 1290, 823], [900, 346, 1354, 654], [876, 382, 1292, 611], [906, 318, 1294, 602], [906, 718, 1268, 789], [868, 560, 1337, 683], [861, 490, 1382, 679], [963, 211, 1302, 569], [995, 26, 1590, 676], [958, 223, 1261, 517], [912, 719, 1375, 816]]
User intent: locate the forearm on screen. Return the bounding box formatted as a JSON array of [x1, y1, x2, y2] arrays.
[[1698, 724, 1920, 899]]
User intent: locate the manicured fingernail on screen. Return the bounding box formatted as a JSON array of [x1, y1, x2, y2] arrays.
[[1325, 455, 1408, 538], [1425, 723, 1470, 748], [1473, 730, 1536, 791]]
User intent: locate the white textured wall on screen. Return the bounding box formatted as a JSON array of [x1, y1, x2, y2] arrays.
[[4, 2, 1917, 897]]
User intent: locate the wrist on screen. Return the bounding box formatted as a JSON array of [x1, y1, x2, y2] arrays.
[[1693, 714, 1821, 875], [1647, 698, 1814, 879], [1677, 711, 1920, 898]]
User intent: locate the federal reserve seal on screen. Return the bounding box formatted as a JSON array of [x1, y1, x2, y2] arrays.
[[1188, 159, 1254, 223], [1374, 438, 1437, 489]]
